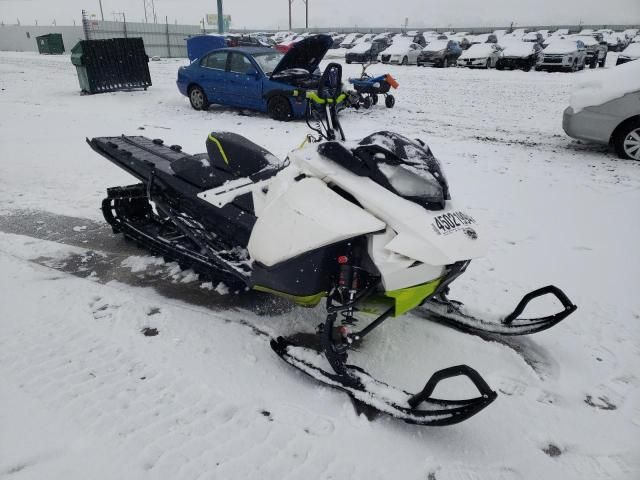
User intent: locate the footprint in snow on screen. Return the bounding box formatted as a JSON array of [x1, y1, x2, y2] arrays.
[[141, 327, 159, 337], [584, 395, 617, 410], [542, 443, 563, 457]]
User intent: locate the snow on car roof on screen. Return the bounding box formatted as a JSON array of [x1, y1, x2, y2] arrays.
[[423, 40, 449, 51], [501, 41, 536, 57], [382, 38, 416, 54], [621, 43, 640, 58], [349, 42, 372, 53], [459, 43, 495, 58], [572, 35, 598, 46], [544, 40, 579, 54], [570, 60, 640, 113]]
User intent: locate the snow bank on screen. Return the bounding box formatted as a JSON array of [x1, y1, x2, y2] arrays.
[[570, 59, 640, 112]]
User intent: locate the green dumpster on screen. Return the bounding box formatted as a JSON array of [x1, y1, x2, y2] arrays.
[[70, 38, 152, 94], [36, 33, 65, 54]]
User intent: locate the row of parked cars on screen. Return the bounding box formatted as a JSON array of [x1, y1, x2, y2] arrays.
[[214, 28, 640, 72], [337, 28, 639, 72]]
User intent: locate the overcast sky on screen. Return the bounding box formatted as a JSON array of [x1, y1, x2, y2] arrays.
[[0, 0, 638, 29]]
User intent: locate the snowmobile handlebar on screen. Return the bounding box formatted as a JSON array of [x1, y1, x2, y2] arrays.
[[290, 88, 348, 105], [503, 285, 577, 325], [408, 364, 496, 409]]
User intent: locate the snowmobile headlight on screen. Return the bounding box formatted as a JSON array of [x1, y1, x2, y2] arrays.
[[377, 163, 443, 202], [373, 82, 381, 88]]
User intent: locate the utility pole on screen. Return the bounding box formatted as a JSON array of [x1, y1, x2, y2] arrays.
[[217, 0, 224, 33], [98, 0, 104, 21], [288, 0, 293, 30], [303, 0, 308, 29]]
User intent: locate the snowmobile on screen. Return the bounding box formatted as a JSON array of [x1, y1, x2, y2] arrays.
[[88, 56, 577, 427]]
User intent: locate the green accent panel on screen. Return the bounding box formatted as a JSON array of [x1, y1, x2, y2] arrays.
[[384, 278, 442, 316], [305, 91, 347, 105], [253, 285, 326, 307]]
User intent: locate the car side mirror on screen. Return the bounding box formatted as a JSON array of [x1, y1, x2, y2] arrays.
[[246, 68, 259, 78]]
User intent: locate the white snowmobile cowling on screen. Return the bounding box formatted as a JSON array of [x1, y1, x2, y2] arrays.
[[247, 175, 385, 266], [245, 143, 488, 291]]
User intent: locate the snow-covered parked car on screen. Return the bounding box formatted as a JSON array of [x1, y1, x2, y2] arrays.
[[456, 43, 502, 68], [417, 39, 462, 67], [563, 60, 640, 160], [378, 39, 423, 65], [573, 34, 608, 68], [538, 39, 587, 72], [603, 33, 626, 52], [339, 33, 363, 49], [345, 40, 386, 64], [522, 32, 544, 44], [616, 42, 640, 65], [496, 41, 544, 71]]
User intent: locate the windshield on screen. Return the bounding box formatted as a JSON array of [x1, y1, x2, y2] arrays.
[[252, 51, 284, 75], [357, 132, 449, 209]]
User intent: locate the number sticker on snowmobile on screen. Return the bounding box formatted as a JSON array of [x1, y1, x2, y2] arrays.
[[431, 211, 477, 237]]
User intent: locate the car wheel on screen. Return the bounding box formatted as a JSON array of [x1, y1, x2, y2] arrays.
[[613, 120, 640, 161], [570, 61, 578, 72], [401, 56, 408, 65], [267, 96, 293, 121], [485, 59, 491, 69], [385, 95, 395, 108], [589, 56, 597, 69], [188, 85, 209, 111], [599, 54, 607, 67]]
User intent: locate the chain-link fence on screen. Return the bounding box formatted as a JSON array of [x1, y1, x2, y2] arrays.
[[82, 19, 207, 58]]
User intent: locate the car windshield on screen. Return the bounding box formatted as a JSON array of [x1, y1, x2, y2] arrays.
[[252, 51, 284, 75]]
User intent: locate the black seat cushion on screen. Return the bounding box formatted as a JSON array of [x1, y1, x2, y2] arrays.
[[206, 132, 277, 178], [171, 153, 236, 190]]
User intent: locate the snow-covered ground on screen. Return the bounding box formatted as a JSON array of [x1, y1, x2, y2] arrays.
[[1, 52, 639, 480]]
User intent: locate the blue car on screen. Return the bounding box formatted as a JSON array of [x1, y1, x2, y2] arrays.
[[177, 35, 332, 121]]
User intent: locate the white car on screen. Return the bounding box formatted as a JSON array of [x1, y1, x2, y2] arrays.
[[340, 33, 363, 49], [457, 43, 502, 68], [617, 42, 640, 65], [539, 39, 588, 72], [354, 33, 375, 45], [378, 39, 423, 65]]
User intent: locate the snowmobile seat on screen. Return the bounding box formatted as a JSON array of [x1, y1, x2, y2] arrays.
[[171, 154, 236, 190], [205, 132, 277, 178], [171, 132, 279, 191]]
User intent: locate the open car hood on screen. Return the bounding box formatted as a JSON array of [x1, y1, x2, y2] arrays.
[[270, 34, 332, 77]]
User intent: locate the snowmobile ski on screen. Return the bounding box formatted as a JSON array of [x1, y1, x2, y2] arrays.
[[271, 336, 497, 426], [419, 285, 577, 336]]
